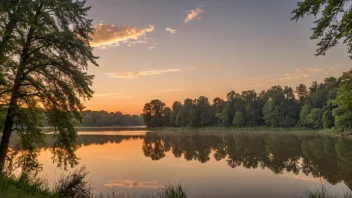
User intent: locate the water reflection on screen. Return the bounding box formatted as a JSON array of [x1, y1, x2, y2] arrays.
[[10, 131, 352, 196], [140, 132, 352, 190], [53, 131, 352, 190]]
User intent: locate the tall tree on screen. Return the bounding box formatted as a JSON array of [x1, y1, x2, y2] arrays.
[[233, 112, 244, 127], [170, 101, 182, 127], [143, 100, 166, 128], [0, 0, 98, 172], [295, 84, 309, 103]]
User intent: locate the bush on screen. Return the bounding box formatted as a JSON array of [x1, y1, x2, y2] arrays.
[[54, 166, 92, 198]]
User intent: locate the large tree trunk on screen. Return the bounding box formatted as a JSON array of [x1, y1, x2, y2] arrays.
[[0, 96, 18, 172]]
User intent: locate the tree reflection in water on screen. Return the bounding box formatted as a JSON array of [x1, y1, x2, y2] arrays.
[[9, 131, 352, 190]]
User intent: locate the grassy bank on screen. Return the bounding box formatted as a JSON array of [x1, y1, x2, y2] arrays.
[[0, 175, 53, 198]]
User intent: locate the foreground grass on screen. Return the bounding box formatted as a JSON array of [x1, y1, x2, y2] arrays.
[[0, 175, 53, 198]]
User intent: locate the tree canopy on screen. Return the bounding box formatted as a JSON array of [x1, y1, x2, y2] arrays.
[[0, 0, 98, 173], [142, 69, 351, 132]]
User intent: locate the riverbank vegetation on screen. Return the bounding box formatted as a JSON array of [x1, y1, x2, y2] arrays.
[[143, 70, 352, 134]]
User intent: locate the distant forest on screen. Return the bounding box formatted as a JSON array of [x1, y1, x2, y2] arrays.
[[143, 69, 352, 131], [80, 111, 144, 126], [42, 110, 144, 127]]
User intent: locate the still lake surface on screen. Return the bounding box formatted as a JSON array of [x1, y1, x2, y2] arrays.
[[36, 130, 352, 198]]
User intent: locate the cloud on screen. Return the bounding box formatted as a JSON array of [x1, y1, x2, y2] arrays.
[[279, 65, 344, 80], [90, 24, 155, 48], [94, 93, 124, 98], [148, 46, 156, 50], [186, 66, 197, 69], [94, 93, 133, 99], [184, 7, 204, 22], [105, 180, 160, 189], [165, 28, 176, 34], [279, 69, 310, 80], [106, 68, 181, 79]]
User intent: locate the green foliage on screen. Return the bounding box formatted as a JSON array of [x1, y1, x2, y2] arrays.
[[332, 70, 352, 132], [54, 166, 92, 198], [307, 108, 323, 129], [144, 70, 348, 131], [300, 103, 313, 127], [263, 100, 283, 127], [175, 109, 183, 127], [143, 100, 167, 128], [170, 101, 182, 127], [292, 0, 352, 58], [79, 110, 143, 127], [296, 84, 309, 103], [233, 111, 244, 127], [322, 110, 334, 129], [0, 0, 99, 172]]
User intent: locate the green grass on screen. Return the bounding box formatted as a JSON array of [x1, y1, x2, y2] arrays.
[[0, 175, 54, 198]]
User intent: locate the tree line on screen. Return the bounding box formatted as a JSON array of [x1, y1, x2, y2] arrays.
[[143, 69, 352, 131], [79, 110, 143, 127]]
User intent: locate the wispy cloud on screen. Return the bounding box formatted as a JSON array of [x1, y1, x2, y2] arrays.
[[279, 69, 311, 80], [105, 180, 160, 189], [106, 68, 181, 79], [94, 93, 133, 99], [279, 65, 344, 80], [90, 24, 155, 48], [165, 28, 177, 34], [184, 7, 204, 23], [148, 46, 156, 50], [186, 66, 197, 69]]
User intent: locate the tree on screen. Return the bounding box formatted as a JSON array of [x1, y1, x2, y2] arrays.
[[233, 112, 244, 127], [292, 1, 352, 59], [322, 110, 334, 129], [143, 100, 166, 128], [0, 0, 98, 172], [299, 103, 312, 127], [175, 108, 183, 127], [296, 84, 309, 103], [332, 69, 352, 132], [182, 98, 193, 127], [162, 107, 171, 127], [216, 105, 229, 127], [170, 101, 182, 127], [263, 100, 283, 127], [307, 108, 322, 129]]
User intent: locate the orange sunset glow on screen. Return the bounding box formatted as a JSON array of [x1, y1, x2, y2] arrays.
[[81, 0, 349, 115]]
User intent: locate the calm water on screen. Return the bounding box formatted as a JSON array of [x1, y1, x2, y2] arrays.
[[35, 131, 352, 198]]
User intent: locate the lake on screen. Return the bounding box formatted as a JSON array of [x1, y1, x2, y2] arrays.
[[34, 130, 351, 198]]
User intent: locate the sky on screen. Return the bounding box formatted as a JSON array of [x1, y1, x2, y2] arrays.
[[83, 0, 351, 115]]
